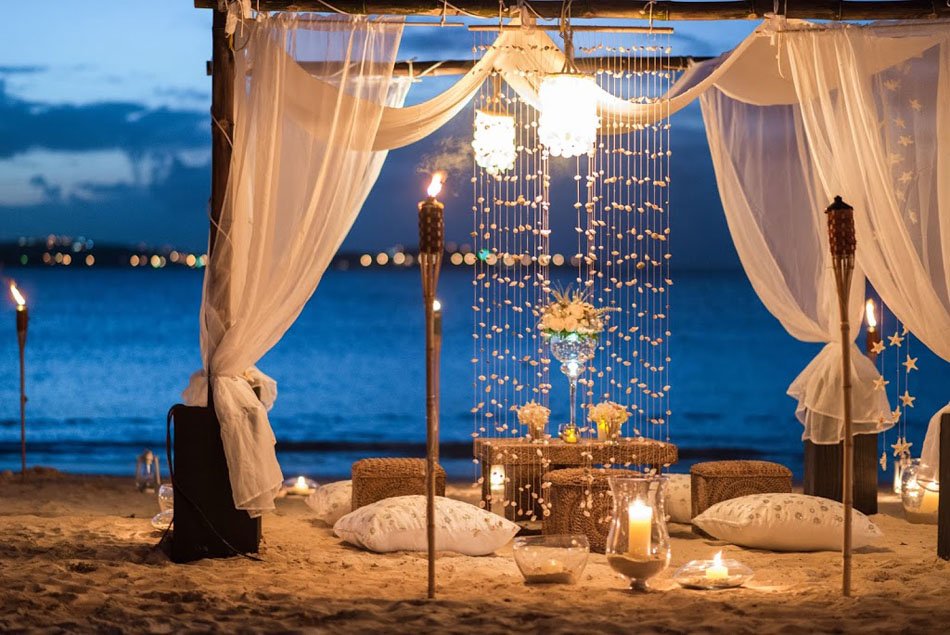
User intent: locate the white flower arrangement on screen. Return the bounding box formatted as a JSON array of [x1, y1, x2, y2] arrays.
[[516, 400, 550, 440], [588, 400, 629, 441], [537, 289, 614, 339]]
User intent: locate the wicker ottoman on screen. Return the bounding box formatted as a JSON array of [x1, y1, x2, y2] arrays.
[[542, 468, 639, 554], [690, 460, 793, 519], [351, 458, 446, 510]]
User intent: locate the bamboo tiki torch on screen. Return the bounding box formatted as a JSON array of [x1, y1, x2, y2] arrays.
[[418, 173, 444, 600], [10, 282, 28, 477], [825, 196, 857, 597]]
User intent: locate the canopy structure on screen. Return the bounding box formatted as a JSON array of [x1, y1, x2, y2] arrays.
[[183, 5, 950, 591]]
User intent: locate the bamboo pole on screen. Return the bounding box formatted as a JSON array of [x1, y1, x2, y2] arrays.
[[194, 0, 950, 21], [825, 195, 856, 597]]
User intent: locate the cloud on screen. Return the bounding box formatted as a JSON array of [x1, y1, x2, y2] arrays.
[[0, 65, 47, 75]]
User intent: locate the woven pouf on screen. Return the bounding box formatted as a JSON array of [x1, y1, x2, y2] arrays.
[[690, 460, 793, 519], [351, 458, 446, 510], [542, 468, 639, 554]]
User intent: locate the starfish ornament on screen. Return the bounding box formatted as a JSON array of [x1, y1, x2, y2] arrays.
[[880, 451, 888, 470], [888, 331, 904, 347], [899, 390, 916, 408], [891, 406, 902, 421], [898, 171, 913, 184], [894, 116, 906, 129], [903, 354, 919, 372], [910, 98, 922, 111], [898, 135, 914, 147], [871, 340, 886, 355], [891, 436, 913, 457], [873, 376, 890, 391]]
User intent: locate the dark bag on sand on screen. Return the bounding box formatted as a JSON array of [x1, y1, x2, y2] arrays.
[[167, 404, 261, 563]]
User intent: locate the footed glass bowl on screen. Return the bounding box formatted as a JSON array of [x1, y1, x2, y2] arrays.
[[513, 534, 589, 584], [672, 556, 753, 590]]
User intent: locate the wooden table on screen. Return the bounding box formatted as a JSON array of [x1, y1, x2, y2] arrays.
[[473, 437, 678, 517]]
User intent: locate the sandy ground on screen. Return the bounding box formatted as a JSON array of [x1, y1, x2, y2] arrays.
[[1, 469, 948, 634]]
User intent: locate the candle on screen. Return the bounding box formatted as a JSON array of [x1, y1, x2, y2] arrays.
[[562, 426, 578, 444], [291, 476, 311, 496], [627, 499, 653, 559], [705, 551, 729, 581], [919, 482, 940, 515]]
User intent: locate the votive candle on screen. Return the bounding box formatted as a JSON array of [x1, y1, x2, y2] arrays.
[[627, 499, 653, 559]]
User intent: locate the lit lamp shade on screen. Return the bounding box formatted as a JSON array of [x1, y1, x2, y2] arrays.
[[538, 73, 599, 158], [472, 109, 516, 175]]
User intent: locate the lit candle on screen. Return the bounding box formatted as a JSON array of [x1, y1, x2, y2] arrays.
[[705, 551, 729, 581], [291, 476, 311, 496], [627, 499, 653, 560], [919, 481, 940, 515], [562, 426, 578, 444]]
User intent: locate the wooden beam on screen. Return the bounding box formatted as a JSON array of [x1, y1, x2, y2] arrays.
[[195, 1, 950, 21], [209, 8, 234, 265]]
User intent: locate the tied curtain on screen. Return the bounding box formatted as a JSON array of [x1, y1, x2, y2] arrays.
[[699, 19, 950, 443], [183, 14, 405, 515]]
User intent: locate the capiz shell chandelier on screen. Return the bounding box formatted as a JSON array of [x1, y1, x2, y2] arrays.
[[473, 108, 516, 175], [538, 72, 599, 158]]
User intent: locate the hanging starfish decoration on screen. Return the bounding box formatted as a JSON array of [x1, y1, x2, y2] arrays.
[[873, 376, 890, 391], [900, 390, 916, 408], [891, 406, 902, 421], [871, 340, 886, 355], [903, 354, 919, 372], [891, 436, 913, 458], [888, 331, 905, 347], [880, 451, 888, 470]]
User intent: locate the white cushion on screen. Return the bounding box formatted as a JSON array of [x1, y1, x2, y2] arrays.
[[333, 495, 519, 556], [666, 473, 692, 524], [305, 480, 352, 525], [692, 493, 883, 552]]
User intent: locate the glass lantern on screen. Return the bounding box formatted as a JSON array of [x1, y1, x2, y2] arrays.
[[901, 459, 939, 524], [605, 476, 671, 591], [135, 449, 161, 492]]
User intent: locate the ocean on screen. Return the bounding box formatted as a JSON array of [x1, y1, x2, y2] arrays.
[[0, 267, 946, 483]]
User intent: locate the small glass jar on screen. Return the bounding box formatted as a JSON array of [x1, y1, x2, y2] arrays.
[[605, 476, 671, 591], [901, 459, 939, 525]]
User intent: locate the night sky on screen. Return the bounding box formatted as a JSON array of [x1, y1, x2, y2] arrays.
[[0, 3, 756, 269]]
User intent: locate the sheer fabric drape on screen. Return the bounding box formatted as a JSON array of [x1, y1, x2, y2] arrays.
[[183, 14, 404, 515]]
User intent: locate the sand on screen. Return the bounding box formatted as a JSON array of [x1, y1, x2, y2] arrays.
[[1, 469, 948, 634]]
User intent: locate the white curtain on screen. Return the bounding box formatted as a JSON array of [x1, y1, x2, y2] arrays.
[[183, 14, 404, 515]]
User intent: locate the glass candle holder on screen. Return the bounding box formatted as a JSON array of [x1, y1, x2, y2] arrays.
[[673, 551, 754, 590], [901, 459, 939, 525], [157, 483, 174, 513], [605, 475, 671, 592], [513, 534, 589, 584]]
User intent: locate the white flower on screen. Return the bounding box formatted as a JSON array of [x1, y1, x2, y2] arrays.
[[588, 400, 630, 426]]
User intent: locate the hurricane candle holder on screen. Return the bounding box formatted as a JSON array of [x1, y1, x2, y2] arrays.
[[673, 551, 754, 590], [513, 534, 590, 584], [605, 476, 671, 592]]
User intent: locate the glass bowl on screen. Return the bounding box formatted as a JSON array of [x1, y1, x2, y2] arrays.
[[513, 534, 589, 584], [151, 509, 174, 531], [157, 483, 174, 512], [281, 476, 318, 497], [672, 554, 754, 590]]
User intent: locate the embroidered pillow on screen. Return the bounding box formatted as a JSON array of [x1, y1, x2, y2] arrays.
[[334, 495, 519, 556], [693, 493, 882, 552], [305, 480, 352, 526], [665, 473, 692, 524]]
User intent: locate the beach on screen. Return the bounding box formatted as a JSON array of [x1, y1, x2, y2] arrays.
[[2, 469, 947, 634]]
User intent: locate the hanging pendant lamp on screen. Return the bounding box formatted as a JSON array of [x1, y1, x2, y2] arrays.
[[538, 24, 599, 158], [473, 75, 516, 175]]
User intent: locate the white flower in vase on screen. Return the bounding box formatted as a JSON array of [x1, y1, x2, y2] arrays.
[[588, 401, 630, 442], [516, 401, 551, 443]]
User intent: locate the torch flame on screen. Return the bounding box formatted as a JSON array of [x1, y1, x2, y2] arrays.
[[9, 282, 25, 308], [712, 550, 723, 566], [865, 299, 877, 329], [426, 172, 444, 198]]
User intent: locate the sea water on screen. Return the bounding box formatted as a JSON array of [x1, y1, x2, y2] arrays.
[[0, 267, 945, 482]]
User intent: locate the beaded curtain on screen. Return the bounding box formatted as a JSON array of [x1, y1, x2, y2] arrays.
[[471, 28, 675, 524]]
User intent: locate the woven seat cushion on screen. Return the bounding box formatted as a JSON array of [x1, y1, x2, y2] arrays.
[[690, 460, 793, 522], [351, 458, 446, 510]]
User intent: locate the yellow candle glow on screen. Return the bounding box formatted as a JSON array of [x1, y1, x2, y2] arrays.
[[627, 499, 653, 559], [705, 551, 729, 581], [291, 476, 311, 495], [919, 482, 940, 515], [562, 427, 578, 444]]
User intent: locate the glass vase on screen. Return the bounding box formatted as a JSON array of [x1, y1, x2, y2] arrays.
[[548, 333, 597, 438], [605, 476, 671, 592], [901, 459, 939, 525]]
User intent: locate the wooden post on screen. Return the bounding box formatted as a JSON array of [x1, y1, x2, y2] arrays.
[[939, 413, 950, 560], [803, 434, 878, 515], [209, 8, 234, 265]]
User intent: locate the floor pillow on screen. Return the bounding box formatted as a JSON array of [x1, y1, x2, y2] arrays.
[[306, 480, 352, 526]]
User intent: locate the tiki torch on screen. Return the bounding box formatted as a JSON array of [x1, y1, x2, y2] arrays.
[[418, 173, 444, 600], [9, 282, 28, 477], [825, 195, 857, 597], [865, 299, 881, 362]]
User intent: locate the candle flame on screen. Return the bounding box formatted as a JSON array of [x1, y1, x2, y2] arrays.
[[9, 282, 25, 308], [865, 299, 877, 329], [427, 172, 444, 198], [295, 476, 307, 489], [712, 550, 723, 565], [432, 299, 442, 312]]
